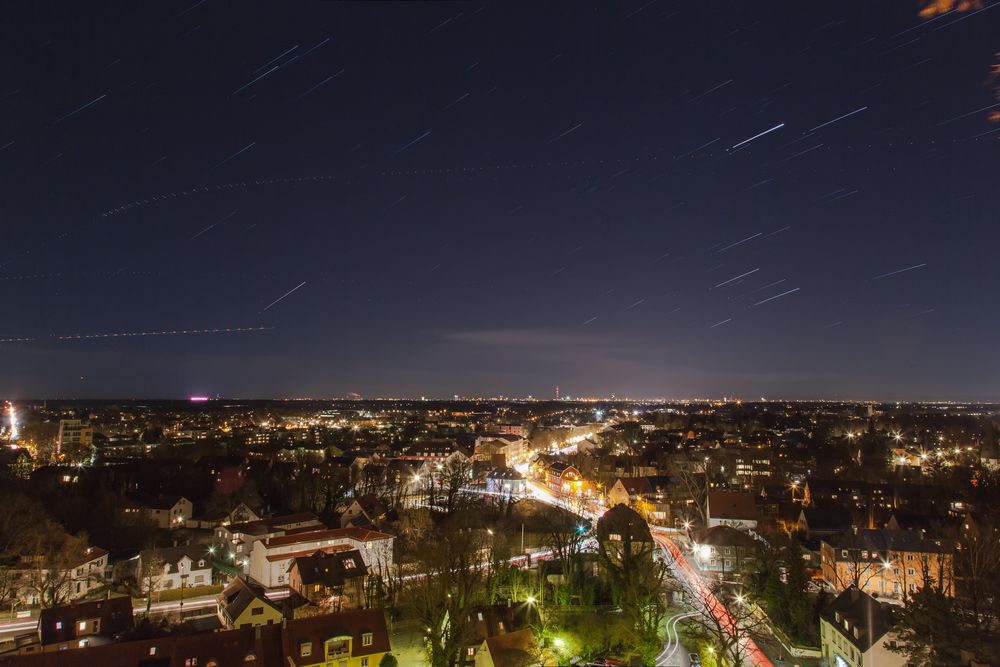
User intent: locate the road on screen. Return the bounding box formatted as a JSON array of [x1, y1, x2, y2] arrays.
[[653, 531, 772, 667], [526, 480, 773, 667]]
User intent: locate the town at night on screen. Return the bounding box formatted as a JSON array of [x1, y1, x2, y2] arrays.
[[1, 2, 999, 666]]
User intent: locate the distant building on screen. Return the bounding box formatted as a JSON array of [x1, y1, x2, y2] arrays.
[[0, 447, 33, 480], [56, 420, 93, 457], [820, 586, 905, 667]]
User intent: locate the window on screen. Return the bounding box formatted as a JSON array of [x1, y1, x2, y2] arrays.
[[909, 583, 916, 591], [477, 612, 484, 621], [467, 648, 475, 657], [344, 560, 356, 570], [55, 622, 62, 630], [299, 642, 312, 657], [150, 647, 157, 656], [841, 550, 848, 558], [185, 660, 199, 667], [907, 568, 915, 576], [361, 659, 369, 667], [78, 621, 86, 631], [362, 632, 373, 647]]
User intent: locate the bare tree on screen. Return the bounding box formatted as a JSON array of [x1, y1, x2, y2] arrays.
[[403, 520, 487, 667], [140, 550, 166, 616], [675, 463, 709, 528], [681, 580, 769, 667], [538, 505, 588, 605]]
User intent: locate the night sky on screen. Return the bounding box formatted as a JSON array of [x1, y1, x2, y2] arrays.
[[1, 2, 998, 400]]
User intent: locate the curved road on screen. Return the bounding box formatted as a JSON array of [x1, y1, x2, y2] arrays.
[[526, 480, 773, 667]]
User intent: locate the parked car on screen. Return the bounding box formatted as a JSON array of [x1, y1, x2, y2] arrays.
[[689, 653, 702, 666]]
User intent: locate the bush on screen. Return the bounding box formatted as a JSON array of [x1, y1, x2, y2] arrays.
[[379, 655, 399, 667]]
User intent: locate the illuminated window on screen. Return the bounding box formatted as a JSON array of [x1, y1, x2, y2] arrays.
[[362, 632, 373, 647]]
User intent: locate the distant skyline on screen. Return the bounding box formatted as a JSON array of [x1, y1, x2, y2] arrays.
[[1, 3, 998, 400]]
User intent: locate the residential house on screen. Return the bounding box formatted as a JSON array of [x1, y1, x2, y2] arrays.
[[248, 526, 393, 588], [797, 507, 854, 540], [474, 628, 538, 667], [288, 550, 368, 611], [820, 586, 905, 667], [68, 546, 109, 600], [140, 545, 213, 592], [216, 512, 325, 563], [595, 505, 655, 565], [122, 494, 193, 530], [485, 467, 526, 496], [820, 528, 954, 600], [0, 448, 33, 480], [460, 605, 529, 666], [607, 477, 653, 509], [689, 525, 760, 576], [31, 597, 134, 653], [340, 496, 387, 529], [217, 577, 284, 629], [706, 491, 759, 530], [284, 608, 391, 667]]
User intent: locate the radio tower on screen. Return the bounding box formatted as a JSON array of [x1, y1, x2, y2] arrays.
[[555, 385, 560, 400]]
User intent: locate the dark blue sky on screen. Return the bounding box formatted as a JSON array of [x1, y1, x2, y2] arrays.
[[1, 2, 998, 400]]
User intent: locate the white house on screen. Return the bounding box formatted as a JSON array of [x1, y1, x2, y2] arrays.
[[123, 495, 194, 530], [140, 546, 213, 592], [248, 526, 394, 589], [215, 512, 324, 564], [69, 546, 110, 600], [15, 545, 110, 607], [820, 586, 906, 667]]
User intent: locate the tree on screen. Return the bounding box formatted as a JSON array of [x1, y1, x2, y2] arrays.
[[675, 463, 709, 528], [403, 519, 487, 667], [681, 582, 769, 667], [889, 585, 963, 666], [537, 505, 588, 605], [378, 655, 399, 667], [21, 531, 92, 609], [440, 456, 472, 514], [595, 509, 670, 663], [140, 550, 166, 616]]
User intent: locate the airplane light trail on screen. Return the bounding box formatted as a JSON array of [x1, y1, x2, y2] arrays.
[[54, 326, 273, 340]]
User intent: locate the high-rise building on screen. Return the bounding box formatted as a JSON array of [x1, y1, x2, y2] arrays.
[[57, 419, 93, 456]]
